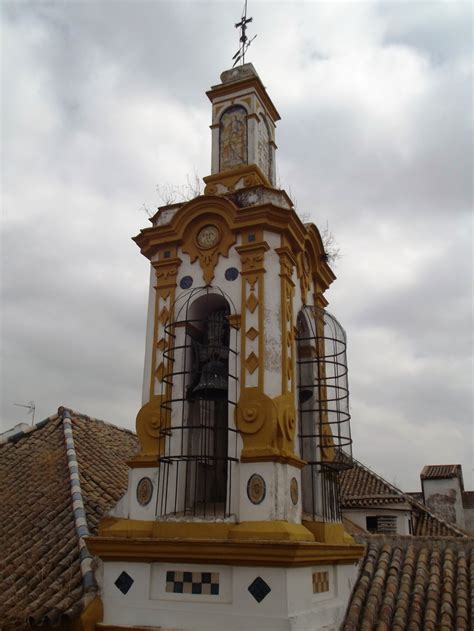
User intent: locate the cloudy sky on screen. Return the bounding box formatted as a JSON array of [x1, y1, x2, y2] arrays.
[[1, 1, 472, 491]]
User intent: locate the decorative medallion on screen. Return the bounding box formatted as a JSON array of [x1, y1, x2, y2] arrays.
[[225, 266, 239, 281], [196, 224, 220, 249], [180, 275, 193, 289], [290, 477, 299, 505], [136, 477, 153, 506], [247, 473, 266, 505]]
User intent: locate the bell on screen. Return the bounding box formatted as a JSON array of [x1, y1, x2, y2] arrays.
[[191, 359, 229, 400]]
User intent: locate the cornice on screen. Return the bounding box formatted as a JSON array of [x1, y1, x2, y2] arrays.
[[132, 196, 336, 294], [86, 535, 364, 567], [206, 77, 281, 122]]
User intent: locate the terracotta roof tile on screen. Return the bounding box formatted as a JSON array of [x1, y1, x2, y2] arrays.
[[420, 465, 462, 480], [342, 536, 474, 631], [0, 409, 138, 630], [340, 456, 407, 508]]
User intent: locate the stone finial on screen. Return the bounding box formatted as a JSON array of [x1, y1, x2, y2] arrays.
[[220, 63, 259, 85]]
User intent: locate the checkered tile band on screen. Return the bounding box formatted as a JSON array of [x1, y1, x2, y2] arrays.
[[312, 571, 330, 593], [166, 571, 219, 596]]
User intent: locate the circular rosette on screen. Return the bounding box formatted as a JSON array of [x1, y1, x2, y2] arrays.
[[136, 395, 169, 455], [274, 393, 297, 443], [235, 388, 273, 435], [247, 473, 266, 504], [136, 477, 153, 506]]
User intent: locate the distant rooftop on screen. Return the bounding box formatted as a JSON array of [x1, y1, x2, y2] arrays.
[[421, 464, 463, 481]]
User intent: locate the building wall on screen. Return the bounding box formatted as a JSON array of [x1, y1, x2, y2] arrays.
[[422, 477, 465, 529], [343, 507, 412, 535]]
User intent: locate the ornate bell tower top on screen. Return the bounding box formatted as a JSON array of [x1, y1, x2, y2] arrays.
[[204, 63, 280, 193]]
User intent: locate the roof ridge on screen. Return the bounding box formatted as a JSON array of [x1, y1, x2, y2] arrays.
[[346, 452, 407, 497], [59, 407, 98, 595], [0, 414, 58, 445], [62, 407, 137, 436], [406, 494, 469, 537]]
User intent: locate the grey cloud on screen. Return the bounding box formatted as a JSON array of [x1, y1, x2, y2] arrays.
[[1, 2, 471, 491]]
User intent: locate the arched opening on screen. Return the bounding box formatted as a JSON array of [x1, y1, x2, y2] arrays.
[[157, 287, 239, 519], [296, 307, 353, 522]]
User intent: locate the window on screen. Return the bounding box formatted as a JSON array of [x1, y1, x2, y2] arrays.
[[366, 515, 397, 534]]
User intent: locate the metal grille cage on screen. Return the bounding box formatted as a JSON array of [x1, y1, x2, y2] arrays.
[[156, 286, 239, 519], [296, 307, 353, 521]]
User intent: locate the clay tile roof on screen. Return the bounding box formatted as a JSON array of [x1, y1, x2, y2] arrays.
[[340, 455, 408, 507], [0, 408, 138, 630], [421, 464, 462, 480], [342, 535, 474, 631]]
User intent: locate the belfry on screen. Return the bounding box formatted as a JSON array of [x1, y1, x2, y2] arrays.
[[89, 60, 364, 631]]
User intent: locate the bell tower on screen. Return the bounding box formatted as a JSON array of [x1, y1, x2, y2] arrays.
[[89, 62, 364, 631]]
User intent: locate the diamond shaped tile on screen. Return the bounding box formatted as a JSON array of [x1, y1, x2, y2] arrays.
[[245, 352, 259, 374], [246, 327, 259, 341], [246, 292, 258, 313], [114, 571, 134, 594], [248, 576, 271, 603], [159, 305, 170, 325], [157, 337, 168, 351], [156, 362, 165, 382]]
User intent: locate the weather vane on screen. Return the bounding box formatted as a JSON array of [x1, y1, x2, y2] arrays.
[[232, 0, 257, 68]]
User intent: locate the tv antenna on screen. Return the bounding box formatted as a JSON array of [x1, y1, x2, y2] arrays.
[[13, 400, 36, 425], [232, 0, 257, 68]]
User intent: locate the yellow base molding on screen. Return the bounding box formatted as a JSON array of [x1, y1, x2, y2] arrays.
[[229, 521, 313, 542], [86, 534, 364, 567], [126, 454, 159, 469], [97, 626, 160, 631], [240, 449, 306, 469], [98, 517, 359, 547], [99, 517, 233, 540], [302, 521, 354, 545]]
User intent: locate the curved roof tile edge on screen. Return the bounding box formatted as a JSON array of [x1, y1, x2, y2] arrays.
[[59, 407, 98, 594]]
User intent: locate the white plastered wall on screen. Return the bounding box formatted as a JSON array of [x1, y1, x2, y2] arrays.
[[100, 559, 359, 631]]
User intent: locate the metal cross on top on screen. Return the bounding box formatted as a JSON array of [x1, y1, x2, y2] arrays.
[[232, 0, 257, 67]]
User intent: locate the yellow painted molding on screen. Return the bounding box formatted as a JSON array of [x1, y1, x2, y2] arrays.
[[126, 455, 158, 469], [99, 517, 233, 540], [240, 451, 306, 469], [181, 215, 236, 284], [86, 534, 364, 567], [229, 521, 314, 542], [302, 521, 355, 545], [97, 626, 161, 631], [97, 518, 359, 549], [134, 196, 334, 294], [132, 394, 169, 462], [235, 388, 303, 464], [79, 596, 103, 631]]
